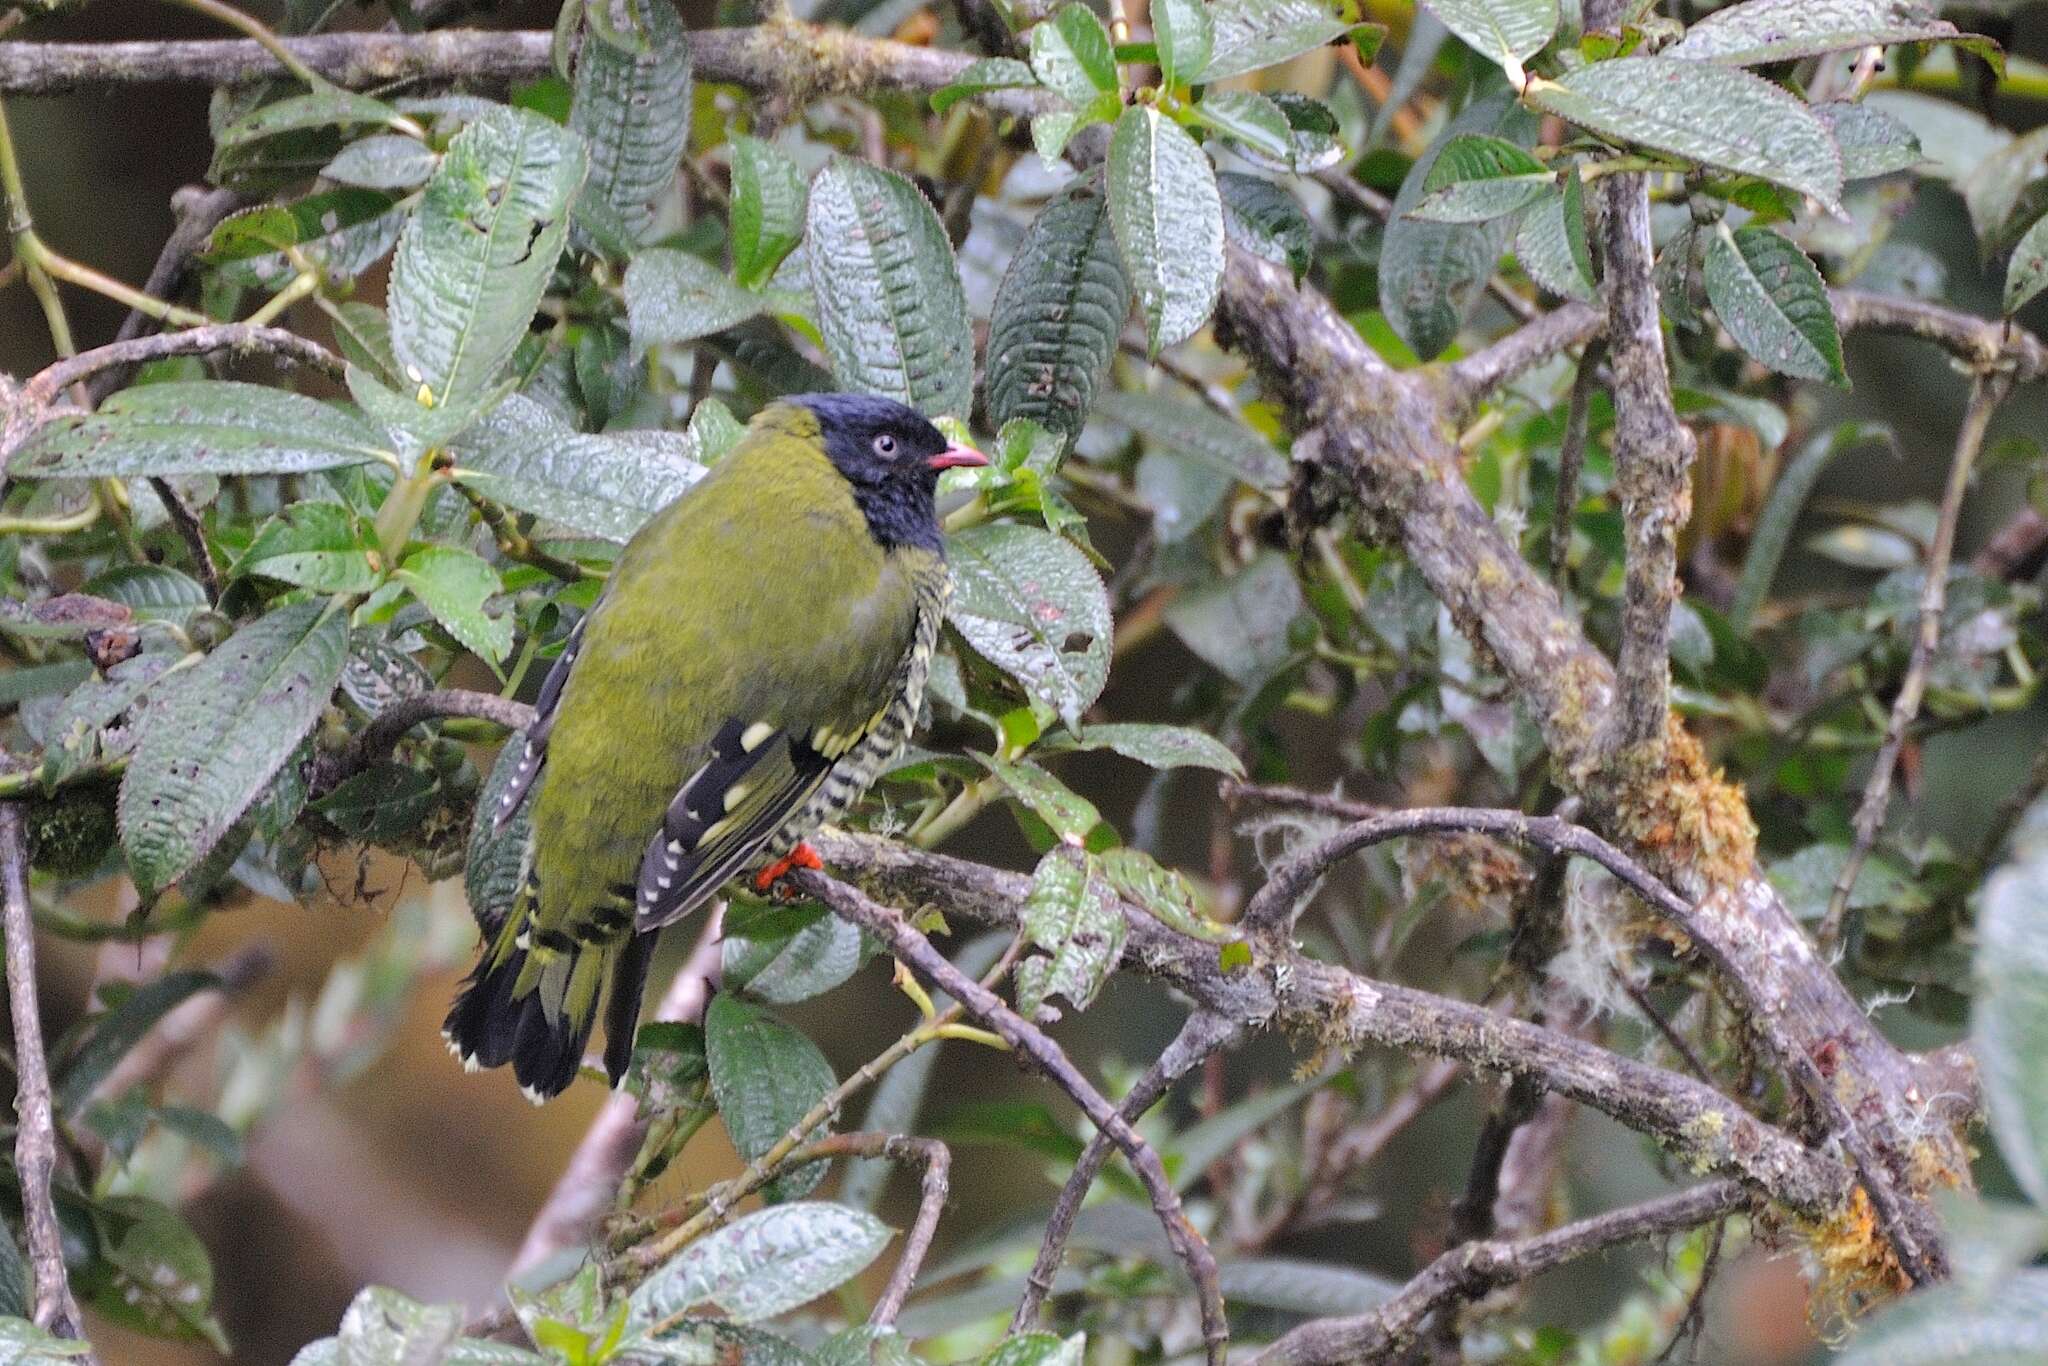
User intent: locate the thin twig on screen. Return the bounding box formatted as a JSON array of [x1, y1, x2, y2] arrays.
[[1552, 339, 1605, 587], [316, 689, 538, 795], [1249, 1181, 1751, 1365], [1012, 1010, 1241, 1333], [19, 323, 344, 413], [0, 790, 91, 1348], [865, 1133, 951, 1326], [793, 868, 1231, 1366], [1821, 371, 2012, 951], [88, 186, 245, 405], [1445, 305, 1605, 418]]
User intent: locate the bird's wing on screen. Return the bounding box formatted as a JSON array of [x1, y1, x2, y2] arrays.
[[489, 612, 585, 834]]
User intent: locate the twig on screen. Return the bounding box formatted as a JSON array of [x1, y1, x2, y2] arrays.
[[1829, 289, 2048, 381], [1552, 339, 1605, 587], [0, 790, 91, 1348], [506, 915, 723, 1281], [1012, 1010, 1241, 1332], [1448, 1075, 1544, 1246], [1249, 1181, 1751, 1365], [1444, 304, 1605, 418], [316, 689, 538, 795], [1820, 371, 2013, 951], [19, 323, 344, 413], [448, 480, 599, 585], [87, 185, 246, 406], [792, 868, 1231, 1366], [863, 1133, 951, 1326], [1971, 506, 2048, 582]]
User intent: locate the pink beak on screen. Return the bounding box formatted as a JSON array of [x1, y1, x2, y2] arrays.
[[927, 443, 990, 471]]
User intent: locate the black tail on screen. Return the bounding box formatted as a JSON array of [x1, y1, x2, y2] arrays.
[[602, 931, 658, 1085], [443, 947, 591, 1102]]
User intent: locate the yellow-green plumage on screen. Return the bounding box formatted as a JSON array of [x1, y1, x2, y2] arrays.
[[445, 397, 963, 1100]]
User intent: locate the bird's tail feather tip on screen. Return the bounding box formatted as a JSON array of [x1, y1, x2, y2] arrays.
[[443, 942, 589, 1103]]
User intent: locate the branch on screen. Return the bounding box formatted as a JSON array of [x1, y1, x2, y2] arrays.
[[1821, 371, 2014, 950], [87, 185, 246, 405], [1012, 1010, 1241, 1333], [315, 688, 536, 795], [19, 323, 343, 411], [862, 1134, 951, 1327], [1249, 1181, 1751, 1365], [1830, 288, 2048, 381], [1552, 340, 1605, 587], [1444, 302, 1603, 417], [0, 790, 91, 1350], [791, 867, 1231, 1366]]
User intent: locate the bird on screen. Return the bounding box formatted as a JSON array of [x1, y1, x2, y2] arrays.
[[443, 393, 987, 1101]]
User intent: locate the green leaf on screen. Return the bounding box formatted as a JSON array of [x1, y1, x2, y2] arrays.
[[1702, 223, 1848, 386], [1381, 94, 1535, 361], [1420, 0, 1558, 79], [1976, 831, 2048, 1208], [311, 763, 440, 840], [1108, 106, 1224, 355], [725, 909, 865, 1005], [1031, 94, 1122, 164], [215, 88, 403, 151], [1155, 0, 1214, 87], [569, 0, 691, 246], [1513, 173, 1596, 301], [394, 546, 513, 664], [1836, 1268, 2048, 1364], [1233, 91, 1346, 175], [82, 565, 209, 627], [978, 756, 1104, 842], [0, 1317, 92, 1360], [628, 1202, 890, 1328], [1813, 101, 1923, 181], [1667, 0, 1973, 67], [1097, 846, 1239, 943], [1015, 845, 1127, 1018], [1216, 1259, 1399, 1315], [1030, 4, 1119, 106], [1219, 173, 1312, 281], [729, 135, 808, 291], [1411, 133, 1555, 222], [56, 971, 216, 1114], [118, 601, 347, 900], [947, 522, 1113, 732], [80, 1195, 226, 1349], [1165, 550, 1306, 685], [467, 740, 533, 938], [387, 107, 589, 433], [2007, 211, 2048, 316], [984, 180, 1129, 442], [805, 157, 976, 418], [1098, 389, 1288, 490], [323, 134, 439, 190], [1731, 423, 1893, 633], [977, 1334, 1086, 1366], [931, 57, 1039, 115], [704, 994, 837, 1202], [1191, 90, 1296, 162], [1203, 0, 1363, 81], [300, 1287, 546, 1366], [452, 395, 704, 542], [623, 247, 768, 347], [1525, 58, 1843, 209], [231, 502, 381, 593], [8, 382, 392, 479], [1169, 1072, 1323, 1190], [1040, 722, 1245, 775]]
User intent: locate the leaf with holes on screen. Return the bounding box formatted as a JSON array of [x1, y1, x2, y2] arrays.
[[453, 394, 705, 541], [569, 0, 691, 247], [805, 158, 975, 418], [984, 179, 1130, 441], [8, 383, 392, 480], [627, 1202, 890, 1329], [118, 601, 346, 901], [946, 522, 1112, 732], [1016, 845, 1127, 1019], [1108, 106, 1224, 355], [1703, 223, 1847, 386], [704, 994, 837, 1202], [729, 135, 808, 290]]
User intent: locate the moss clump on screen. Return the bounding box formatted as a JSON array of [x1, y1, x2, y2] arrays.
[[25, 780, 118, 879], [1611, 716, 1757, 892]]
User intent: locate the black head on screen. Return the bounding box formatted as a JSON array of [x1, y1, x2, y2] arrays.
[[791, 393, 987, 553]]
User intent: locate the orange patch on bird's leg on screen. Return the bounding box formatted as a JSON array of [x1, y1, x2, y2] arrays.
[[753, 842, 824, 897]]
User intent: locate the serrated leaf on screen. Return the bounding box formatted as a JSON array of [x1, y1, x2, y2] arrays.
[[8, 382, 391, 479], [118, 601, 346, 900], [1097, 846, 1238, 943], [1098, 389, 1288, 490], [725, 909, 865, 1005], [211, 187, 409, 291], [1667, 0, 1971, 66], [729, 135, 808, 290], [1703, 223, 1847, 385], [323, 135, 439, 190], [1976, 833, 2048, 1207], [1030, 4, 1119, 106], [1526, 58, 1842, 209], [984, 181, 1129, 441], [1421, 0, 1557, 78], [627, 1203, 890, 1329], [388, 107, 589, 431], [394, 546, 513, 664], [1041, 722, 1244, 774], [979, 755, 1103, 843], [84, 566, 208, 626], [1192, 90, 1296, 162], [216, 88, 403, 151], [451, 394, 705, 542], [704, 994, 837, 1202], [1156, 0, 1214, 87], [1204, 0, 1363, 81], [56, 971, 217, 1114], [1016, 845, 1126, 1018], [1411, 133, 1555, 222], [569, 0, 690, 247], [1836, 1268, 2048, 1364], [1108, 107, 1223, 354], [1513, 172, 1595, 301], [2007, 212, 2048, 315], [1219, 173, 1312, 280], [1382, 94, 1534, 361], [231, 502, 380, 593], [1813, 102, 1923, 181], [805, 158, 975, 418], [466, 740, 531, 937], [932, 57, 1039, 115], [624, 247, 768, 347], [947, 522, 1113, 731]]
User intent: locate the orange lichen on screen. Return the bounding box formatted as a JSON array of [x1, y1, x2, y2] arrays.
[[1797, 1185, 1910, 1337]]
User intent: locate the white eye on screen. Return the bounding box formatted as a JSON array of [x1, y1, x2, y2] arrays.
[[872, 433, 898, 458]]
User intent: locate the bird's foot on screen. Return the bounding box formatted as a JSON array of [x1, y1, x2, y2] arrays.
[[753, 842, 823, 899]]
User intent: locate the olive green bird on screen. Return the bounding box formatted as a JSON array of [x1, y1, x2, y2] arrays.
[[445, 394, 986, 1101]]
